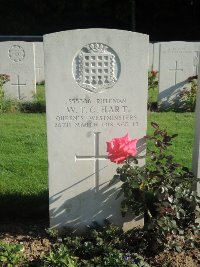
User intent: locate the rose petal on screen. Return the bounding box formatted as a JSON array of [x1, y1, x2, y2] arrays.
[[106, 141, 114, 152]]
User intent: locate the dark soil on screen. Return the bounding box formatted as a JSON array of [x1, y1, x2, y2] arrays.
[[0, 219, 200, 267]]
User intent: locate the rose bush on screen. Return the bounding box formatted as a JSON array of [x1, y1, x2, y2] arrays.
[[108, 123, 200, 252], [106, 134, 138, 164]]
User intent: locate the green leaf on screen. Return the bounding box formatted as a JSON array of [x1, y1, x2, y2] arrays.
[[151, 122, 159, 129], [172, 229, 178, 235], [182, 166, 189, 172], [176, 212, 181, 219], [130, 180, 140, 188], [190, 241, 196, 248], [119, 174, 127, 182], [0, 256, 7, 262], [171, 134, 178, 139], [175, 245, 182, 252], [155, 140, 162, 147]]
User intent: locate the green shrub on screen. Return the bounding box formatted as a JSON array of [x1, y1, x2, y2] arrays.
[[180, 75, 198, 112], [109, 122, 200, 251], [18, 85, 46, 113], [0, 83, 46, 113], [100, 249, 149, 267], [148, 70, 158, 91], [0, 73, 17, 113], [18, 99, 46, 113], [43, 244, 78, 267], [0, 97, 18, 113], [0, 242, 26, 267], [148, 70, 158, 111], [63, 221, 150, 266]]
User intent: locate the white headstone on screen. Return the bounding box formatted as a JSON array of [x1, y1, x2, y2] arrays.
[[44, 29, 149, 231], [158, 41, 194, 110], [152, 42, 160, 72], [34, 42, 45, 84], [149, 43, 153, 70], [192, 57, 200, 202], [193, 42, 200, 76], [0, 41, 36, 100]]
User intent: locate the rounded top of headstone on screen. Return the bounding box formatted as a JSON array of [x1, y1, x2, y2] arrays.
[[72, 43, 121, 93]]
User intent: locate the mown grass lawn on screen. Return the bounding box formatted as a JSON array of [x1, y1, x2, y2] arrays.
[[148, 111, 195, 168], [0, 110, 196, 218], [0, 113, 48, 218]]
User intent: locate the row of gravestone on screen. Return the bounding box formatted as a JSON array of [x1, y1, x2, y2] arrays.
[[149, 41, 200, 76], [149, 41, 200, 110], [41, 29, 200, 231], [0, 40, 199, 112], [0, 41, 44, 100]]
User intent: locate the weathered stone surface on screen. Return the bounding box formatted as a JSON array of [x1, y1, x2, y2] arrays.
[[44, 29, 148, 231], [34, 42, 45, 84], [193, 57, 200, 200], [152, 42, 160, 72], [193, 42, 200, 76], [0, 41, 36, 100], [149, 43, 153, 70], [158, 41, 194, 110]]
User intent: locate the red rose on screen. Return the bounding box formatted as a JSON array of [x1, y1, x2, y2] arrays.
[[106, 134, 138, 164]]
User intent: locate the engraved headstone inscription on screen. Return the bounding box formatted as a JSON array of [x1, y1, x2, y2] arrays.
[[44, 29, 149, 231], [34, 42, 45, 84], [0, 41, 36, 100], [158, 41, 194, 110]]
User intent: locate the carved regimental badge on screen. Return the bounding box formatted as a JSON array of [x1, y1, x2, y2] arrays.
[[73, 43, 120, 93], [8, 45, 25, 62]]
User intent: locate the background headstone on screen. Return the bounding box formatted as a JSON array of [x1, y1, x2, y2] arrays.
[[152, 42, 160, 72], [193, 42, 200, 76], [192, 57, 200, 209], [149, 43, 153, 70], [158, 41, 194, 110], [0, 41, 36, 100], [44, 29, 149, 231], [34, 42, 45, 84]]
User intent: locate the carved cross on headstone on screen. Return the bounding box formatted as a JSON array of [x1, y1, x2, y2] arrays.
[[75, 132, 108, 192], [169, 60, 183, 85], [11, 75, 26, 100]]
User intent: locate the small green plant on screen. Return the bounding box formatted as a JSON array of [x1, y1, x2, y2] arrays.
[[18, 85, 46, 113], [100, 249, 149, 266], [63, 221, 150, 266], [0, 242, 26, 267], [36, 80, 45, 86], [0, 74, 17, 113], [0, 74, 10, 96], [43, 244, 78, 267], [148, 70, 158, 90], [0, 97, 18, 113], [45, 227, 59, 238], [148, 70, 158, 110], [109, 122, 200, 251], [180, 75, 198, 111], [18, 100, 46, 113]]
